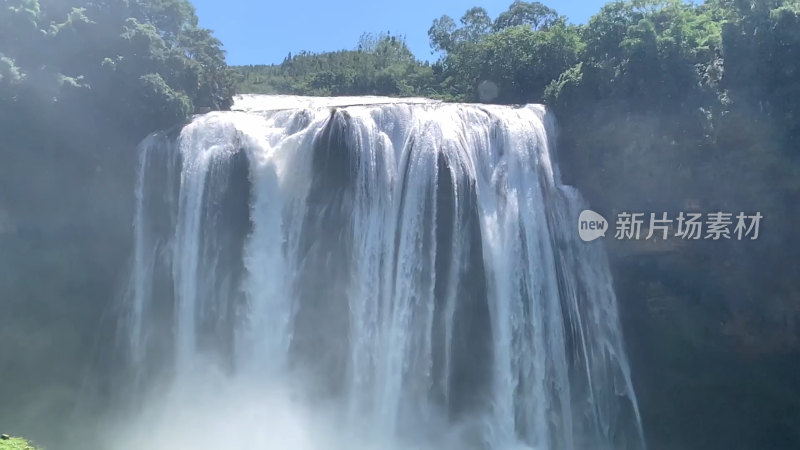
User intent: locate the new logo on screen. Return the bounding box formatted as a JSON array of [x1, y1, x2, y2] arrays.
[[578, 210, 608, 242]]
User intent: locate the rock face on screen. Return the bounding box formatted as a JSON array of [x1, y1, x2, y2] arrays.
[[555, 127, 800, 450]]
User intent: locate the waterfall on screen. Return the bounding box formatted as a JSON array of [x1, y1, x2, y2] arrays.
[[118, 95, 645, 450]]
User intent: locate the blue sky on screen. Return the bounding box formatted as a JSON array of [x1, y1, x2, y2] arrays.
[[190, 0, 610, 66]]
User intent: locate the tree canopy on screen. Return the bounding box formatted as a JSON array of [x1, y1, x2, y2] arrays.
[[0, 0, 235, 134], [236, 33, 436, 97]]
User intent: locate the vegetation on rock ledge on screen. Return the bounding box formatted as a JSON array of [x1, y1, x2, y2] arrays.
[[0, 436, 39, 450]]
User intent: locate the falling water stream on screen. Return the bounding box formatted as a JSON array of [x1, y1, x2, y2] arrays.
[[117, 95, 645, 450]]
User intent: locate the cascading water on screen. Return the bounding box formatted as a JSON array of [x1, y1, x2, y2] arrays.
[[117, 95, 645, 450]]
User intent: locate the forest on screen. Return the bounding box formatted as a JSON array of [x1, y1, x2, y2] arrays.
[[1, 0, 799, 449]]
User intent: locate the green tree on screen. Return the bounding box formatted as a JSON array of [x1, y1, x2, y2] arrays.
[[430, 4, 581, 103], [428, 15, 458, 53], [456, 7, 493, 41], [428, 7, 493, 54], [234, 33, 435, 97], [1, 0, 235, 133], [493, 1, 560, 31]]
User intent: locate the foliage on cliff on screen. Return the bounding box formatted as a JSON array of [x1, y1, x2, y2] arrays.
[[0, 436, 39, 450], [0, 0, 236, 134]]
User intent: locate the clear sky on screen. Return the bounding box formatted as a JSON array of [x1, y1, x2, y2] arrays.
[[190, 0, 610, 66]]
